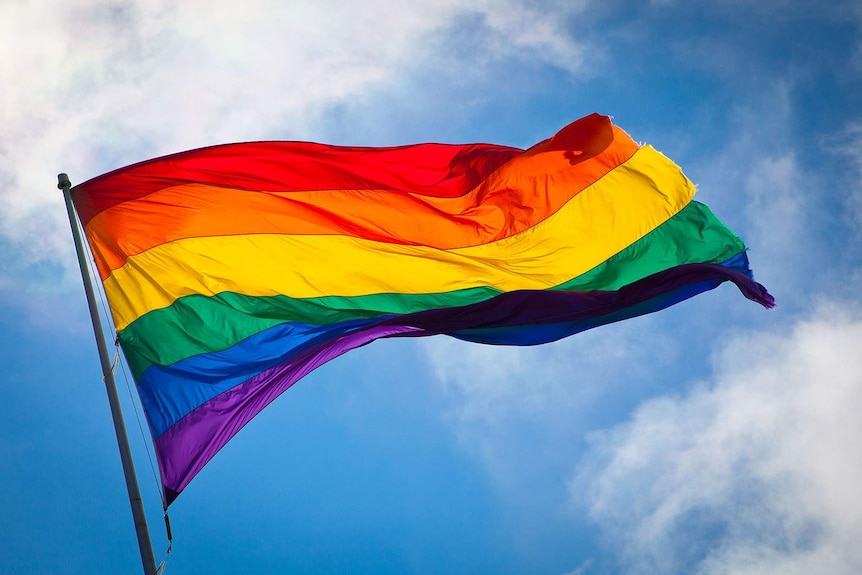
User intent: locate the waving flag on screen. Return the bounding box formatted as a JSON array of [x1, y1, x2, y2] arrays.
[[71, 113, 773, 504]]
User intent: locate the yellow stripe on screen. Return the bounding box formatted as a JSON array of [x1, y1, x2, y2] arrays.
[[104, 146, 694, 331]]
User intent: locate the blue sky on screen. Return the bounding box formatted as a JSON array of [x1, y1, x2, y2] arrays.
[[2, 1, 861, 574]]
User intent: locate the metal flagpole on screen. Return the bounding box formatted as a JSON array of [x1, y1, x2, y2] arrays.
[[58, 173, 158, 575]]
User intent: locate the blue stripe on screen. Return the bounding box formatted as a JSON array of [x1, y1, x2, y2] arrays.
[[450, 254, 751, 345], [451, 279, 723, 344], [138, 315, 386, 438]]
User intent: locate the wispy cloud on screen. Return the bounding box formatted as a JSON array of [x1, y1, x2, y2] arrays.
[[573, 300, 862, 575], [420, 313, 686, 513], [824, 122, 862, 238], [675, 80, 843, 316], [425, 318, 677, 429]]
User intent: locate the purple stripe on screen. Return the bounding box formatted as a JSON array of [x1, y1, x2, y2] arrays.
[[157, 262, 772, 503], [379, 265, 772, 334], [157, 324, 423, 503]]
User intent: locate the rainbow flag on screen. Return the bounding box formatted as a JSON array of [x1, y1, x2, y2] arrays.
[[71, 113, 773, 504]]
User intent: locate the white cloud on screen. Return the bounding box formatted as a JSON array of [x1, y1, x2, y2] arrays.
[[425, 318, 677, 427], [419, 313, 689, 505], [825, 122, 862, 237], [562, 557, 594, 575], [739, 153, 809, 290], [0, 0, 589, 284], [573, 301, 862, 575], [677, 81, 835, 313]]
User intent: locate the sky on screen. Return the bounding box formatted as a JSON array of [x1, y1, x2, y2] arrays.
[[1, 1, 861, 574]]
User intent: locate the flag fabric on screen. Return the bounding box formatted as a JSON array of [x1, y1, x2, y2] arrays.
[[71, 113, 773, 504]]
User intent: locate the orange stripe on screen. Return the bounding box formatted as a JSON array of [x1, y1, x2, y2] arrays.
[[85, 125, 638, 279]]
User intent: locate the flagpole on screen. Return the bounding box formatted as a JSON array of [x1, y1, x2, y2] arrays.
[[58, 173, 158, 575]]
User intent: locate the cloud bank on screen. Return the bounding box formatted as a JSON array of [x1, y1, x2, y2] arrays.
[[575, 302, 862, 575]]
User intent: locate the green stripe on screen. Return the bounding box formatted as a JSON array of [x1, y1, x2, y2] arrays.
[[119, 201, 744, 379], [553, 201, 745, 292], [119, 287, 501, 378]]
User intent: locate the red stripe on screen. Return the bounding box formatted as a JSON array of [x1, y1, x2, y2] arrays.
[[71, 113, 620, 226]]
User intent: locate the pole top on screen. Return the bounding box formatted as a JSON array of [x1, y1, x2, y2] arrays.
[[57, 173, 71, 191]]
